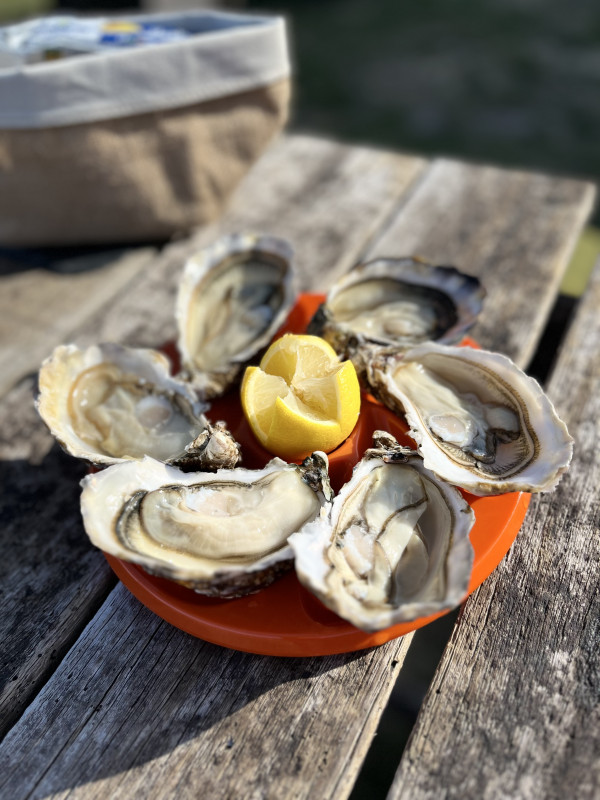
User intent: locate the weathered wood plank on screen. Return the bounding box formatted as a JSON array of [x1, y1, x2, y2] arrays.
[[0, 248, 156, 398], [0, 380, 116, 736], [0, 137, 594, 798], [0, 585, 412, 800], [388, 259, 600, 800], [59, 136, 427, 349], [0, 135, 424, 737], [225, 134, 428, 293], [367, 159, 595, 366]]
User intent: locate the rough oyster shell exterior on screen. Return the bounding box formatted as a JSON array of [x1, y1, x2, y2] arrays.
[[36, 342, 241, 470], [176, 232, 296, 399], [368, 343, 573, 495], [80, 453, 332, 598], [309, 256, 485, 382], [289, 432, 475, 631]]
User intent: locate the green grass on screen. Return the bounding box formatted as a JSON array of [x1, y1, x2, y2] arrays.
[[250, 0, 600, 296], [562, 226, 600, 297], [250, 0, 600, 203], [0, 0, 53, 23]]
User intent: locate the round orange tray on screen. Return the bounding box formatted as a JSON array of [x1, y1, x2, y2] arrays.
[[105, 293, 530, 656]]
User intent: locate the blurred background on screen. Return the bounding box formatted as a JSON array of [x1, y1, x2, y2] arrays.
[[2, 0, 598, 289], [4, 0, 600, 206], [2, 0, 598, 796]]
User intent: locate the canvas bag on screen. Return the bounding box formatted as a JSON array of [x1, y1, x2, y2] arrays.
[[0, 11, 291, 246]]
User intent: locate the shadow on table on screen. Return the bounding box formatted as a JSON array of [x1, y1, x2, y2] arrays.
[[13, 599, 379, 796], [0, 436, 115, 736], [0, 242, 166, 277], [2, 421, 398, 795], [350, 610, 459, 799]]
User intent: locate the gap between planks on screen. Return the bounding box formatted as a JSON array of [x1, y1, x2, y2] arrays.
[[387, 257, 600, 800], [0, 141, 592, 796], [0, 585, 414, 800], [0, 134, 426, 744]]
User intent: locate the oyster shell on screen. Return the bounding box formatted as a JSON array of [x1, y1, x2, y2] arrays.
[[309, 256, 485, 381], [36, 343, 241, 470], [80, 452, 332, 597], [289, 432, 475, 631], [368, 343, 573, 495], [176, 233, 296, 398]]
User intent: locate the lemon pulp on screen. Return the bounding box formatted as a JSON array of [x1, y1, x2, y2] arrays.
[[241, 334, 361, 460]]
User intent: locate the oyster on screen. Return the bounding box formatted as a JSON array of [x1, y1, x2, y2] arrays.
[[289, 432, 475, 631], [36, 343, 241, 470], [368, 343, 573, 495], [80, 453, 332, 597], [176, 233, 296, 398], [309, 257, 484, 381]]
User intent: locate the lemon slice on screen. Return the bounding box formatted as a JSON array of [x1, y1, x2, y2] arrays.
[[241, 334, 361, 460]]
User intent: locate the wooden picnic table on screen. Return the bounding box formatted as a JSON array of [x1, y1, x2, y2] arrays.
[[0, 134, 598, 799]]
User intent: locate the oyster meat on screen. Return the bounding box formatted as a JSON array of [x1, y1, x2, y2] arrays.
[[368, 342, 573, 495], [80, 453, 332, 597], [289, 432, 475, 631], [37, 342, 241, 470], [309, 257, 484, 381], [176, 233, 296, 398]]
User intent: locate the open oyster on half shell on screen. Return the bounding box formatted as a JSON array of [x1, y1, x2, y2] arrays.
[[80, 453, 332, 597], [308, 256, 485, 381], [289, 432, 475, 631], [176, 233, 296, 399], [367, 343, 573, 496], [36, 342, 241, 470]]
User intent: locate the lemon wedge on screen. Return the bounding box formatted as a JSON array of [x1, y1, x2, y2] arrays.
[[241, 334, 361, 460]]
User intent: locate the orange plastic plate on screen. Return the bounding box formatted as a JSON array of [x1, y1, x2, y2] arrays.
[[105, 293, 530, 656]]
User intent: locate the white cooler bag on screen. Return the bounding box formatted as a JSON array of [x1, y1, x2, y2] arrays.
[[0, 11, 291, 246]]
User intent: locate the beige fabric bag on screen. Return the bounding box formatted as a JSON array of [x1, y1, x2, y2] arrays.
[[0, 12, 291, 246]]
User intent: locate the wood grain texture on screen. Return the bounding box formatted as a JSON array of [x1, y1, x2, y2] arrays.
[[388, 259, 600, 800], [224, 135, 428, 292], [0, 378, 116, 737], [0, 584, 413, 800], [366, 159, 595, 366], [0, 248, 156, 398], [0, 136, 424, 738], [56, 136, 427, 350], [0, 136, 595, 798]]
